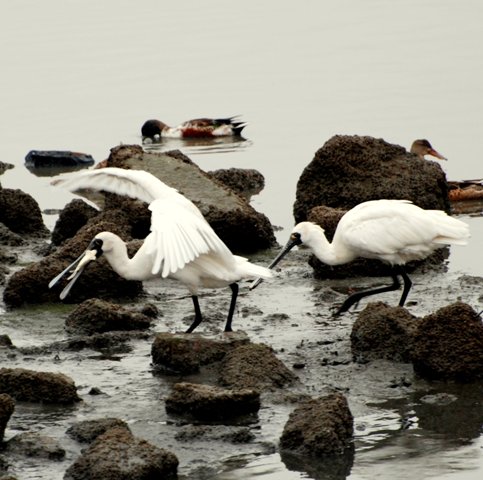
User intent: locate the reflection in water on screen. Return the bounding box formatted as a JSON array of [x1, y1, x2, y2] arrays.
[[281, 448, 355, 480], [353, 383, 483, 478], [143, 135, 252, 156]]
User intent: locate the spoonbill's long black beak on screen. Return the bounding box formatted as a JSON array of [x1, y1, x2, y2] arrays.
[[49, 240, 101, 300], [249, 233, 302, 290]]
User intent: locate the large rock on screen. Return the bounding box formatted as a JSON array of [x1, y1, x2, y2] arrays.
[[101, 144, 276, 253], [411, 302, 483, 381], [165, 382, 260, 421], [64, 427, 178, 480], [0, 368, 81, 404], [293, 135, 450, 223]]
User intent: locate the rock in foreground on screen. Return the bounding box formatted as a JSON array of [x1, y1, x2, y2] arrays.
[[64, 427, 178, 480], [280, 392, 354, 456], [411, 302, 483, 381]]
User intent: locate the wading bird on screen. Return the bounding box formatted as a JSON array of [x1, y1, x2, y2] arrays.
[[49, 167, 271, 333], [410, 139, 447, 161], [141, 116, 246, 141], [251, 199, 469, 314]]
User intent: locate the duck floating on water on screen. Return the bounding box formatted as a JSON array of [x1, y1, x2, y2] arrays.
[[409, 140, 483, 202], [141, 116, 246, 141], [410, 139, 447, 161]]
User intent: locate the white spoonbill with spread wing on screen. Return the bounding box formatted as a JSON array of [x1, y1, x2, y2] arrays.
[[49, 167, 272, 333], [251, 199, 469, 314]]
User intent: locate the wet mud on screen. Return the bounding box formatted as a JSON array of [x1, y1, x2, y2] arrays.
[[0, 242, 482, 479]]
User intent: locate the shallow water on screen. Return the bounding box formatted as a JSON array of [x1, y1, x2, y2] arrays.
[[0, 1, 482, 479]]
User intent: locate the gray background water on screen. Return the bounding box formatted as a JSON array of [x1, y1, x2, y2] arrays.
[[0, 1, 482, 479]]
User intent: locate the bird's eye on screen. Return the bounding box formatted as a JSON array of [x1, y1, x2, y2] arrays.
[[93, 239, 103, 249]]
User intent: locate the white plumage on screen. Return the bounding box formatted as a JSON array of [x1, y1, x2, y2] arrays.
[[251, 199, 470, 314], [49, 167, 271, 332]]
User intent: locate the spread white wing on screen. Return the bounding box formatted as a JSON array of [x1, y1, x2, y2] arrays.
[[144, 198, 234, 277], [52, 167, 234, 277], [52, 167, 200, 217]]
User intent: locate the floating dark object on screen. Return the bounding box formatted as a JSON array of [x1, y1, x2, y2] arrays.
[[25, 150, 95, 168]]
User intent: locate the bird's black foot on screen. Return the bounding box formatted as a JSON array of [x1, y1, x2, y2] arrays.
[[333, 297, 361, 316]]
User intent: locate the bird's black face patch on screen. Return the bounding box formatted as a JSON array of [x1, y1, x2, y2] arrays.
[[290, 232, 303, 246], [89, 238, 104, 258]]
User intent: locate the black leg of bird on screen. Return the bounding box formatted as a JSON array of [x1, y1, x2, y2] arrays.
[[186, 296, 203, 333], [397, 267, 412, 306], [334, 271, 402, 315], [224, 283, 239, 332]]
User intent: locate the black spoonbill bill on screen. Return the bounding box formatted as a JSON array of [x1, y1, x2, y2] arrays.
[[410, 139, 447, 161], [251, 199, 469, 314], [49, 167, 271, 333], [141, 116, 246, 141]]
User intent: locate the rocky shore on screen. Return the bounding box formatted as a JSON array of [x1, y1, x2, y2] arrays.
[[0, 136, 482, 479]]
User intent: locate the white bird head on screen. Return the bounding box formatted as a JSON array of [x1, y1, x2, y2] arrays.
[[250, 221, 323, 290], [49, 233, 108, 299]]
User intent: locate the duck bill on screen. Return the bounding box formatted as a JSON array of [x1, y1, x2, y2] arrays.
[[249, 237, 299, 290], [49, 247, 99, 300], [429, 148, 447, 161]]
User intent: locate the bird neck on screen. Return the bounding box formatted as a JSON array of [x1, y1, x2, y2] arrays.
[[103, 242, 139, 280], [307, 233, 352, 266]]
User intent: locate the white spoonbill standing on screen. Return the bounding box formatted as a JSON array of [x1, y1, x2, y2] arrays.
[[49, 167, 272, 333], [251, 199, 469, 314]]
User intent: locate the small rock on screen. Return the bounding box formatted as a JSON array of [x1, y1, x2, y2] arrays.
[[165, 382, 260, 421], [209, 168, 265, 199], [0, 188, 49, 237], [0, 368, 81, 404], [174, 424, 255, 444], [6, 432, 65, 460], [0, 161, 14, 175], [0, 223, 24, 246], [350, 302, 419, 362], [65, 298, 153, 335], [0, 335, 14, 348], [0, 394, 15, 442], [25, 150, 95, 169], [279, 392, 354, 456], [67, 418, 130, 443], [219, 343, 298, 390], [51, 199, 99, 246], [151, 332, 249, 375]]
